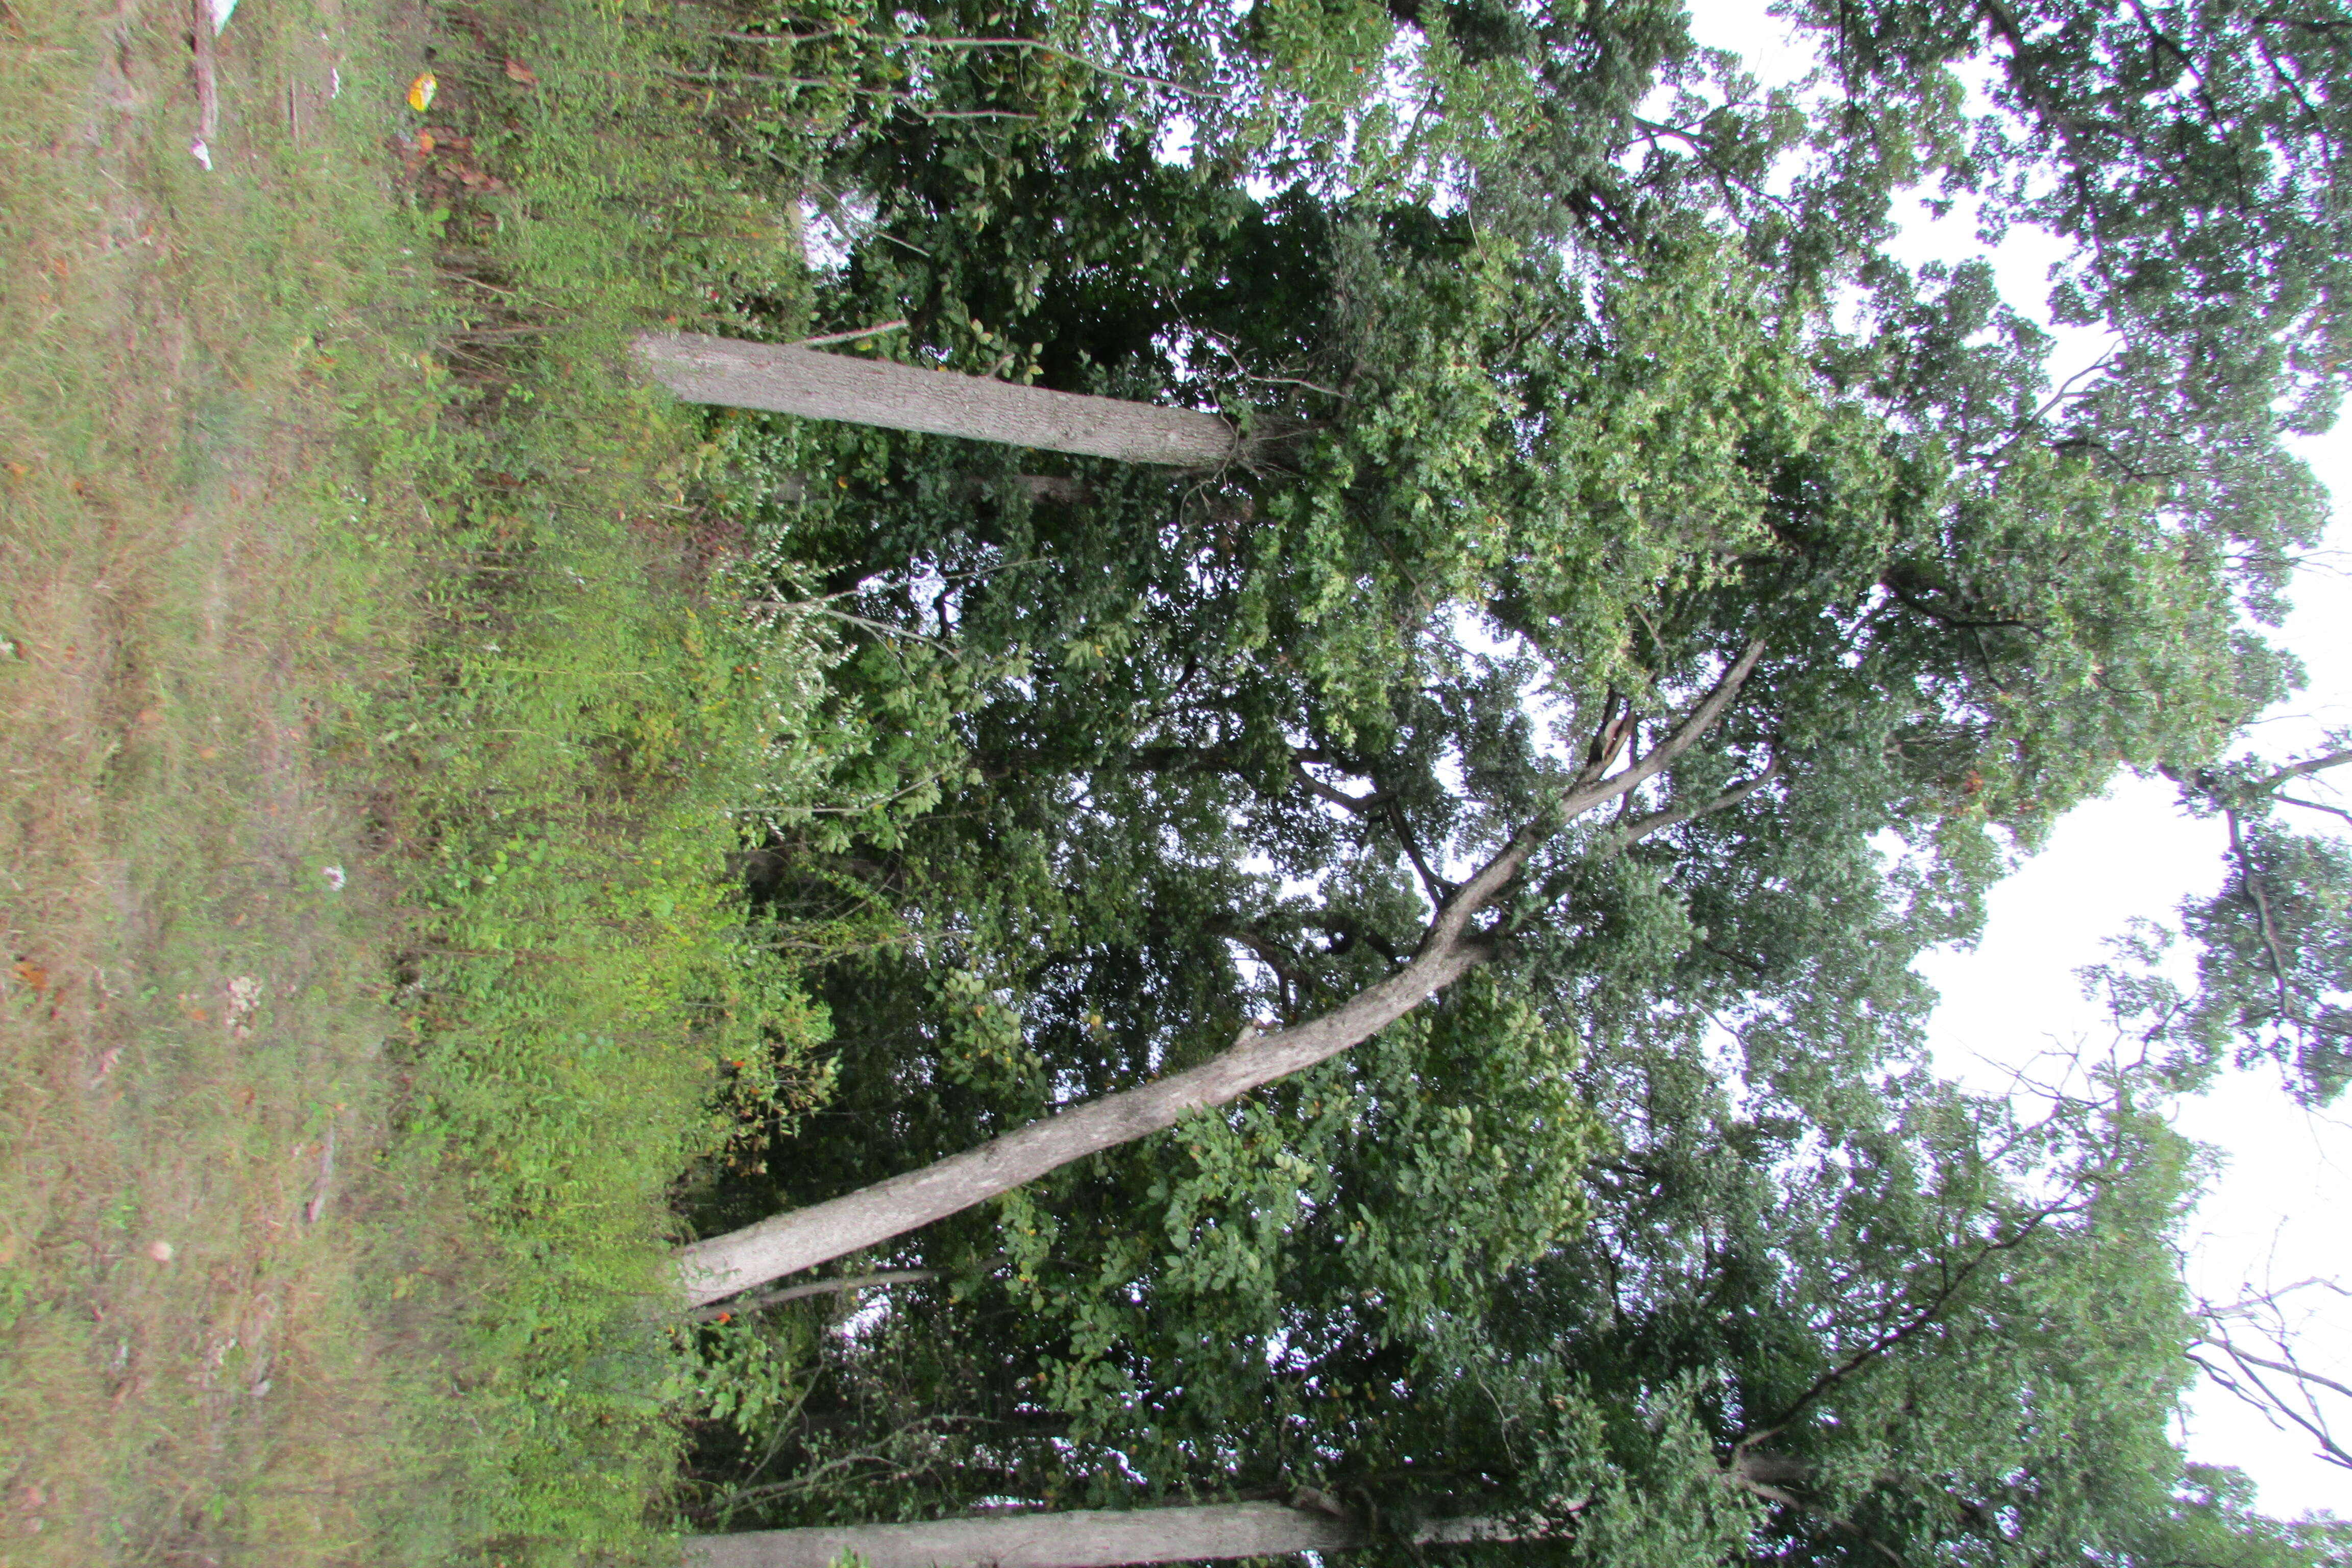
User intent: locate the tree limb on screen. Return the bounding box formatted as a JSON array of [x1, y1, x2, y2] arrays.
[[2276, 792, 2352, 828], [1551, 640, 1769, 826], [2193, 1336, 2352, 1406], [694, 1270, 938, 1321], [1610, 750, 1784, 849], [1738, 1187, 2087, 1450], [1289, 760, 1393, 815], [2258, 747, 2352, 792], [672, 643, 1767, 1303], [2224, 805, 2302, 1027]]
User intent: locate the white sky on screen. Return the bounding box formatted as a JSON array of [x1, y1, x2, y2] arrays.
[[1683, 1, 2350, 1520]]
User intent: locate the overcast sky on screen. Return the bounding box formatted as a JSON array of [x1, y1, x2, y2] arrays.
[[1677, 2, 2350, 1518]]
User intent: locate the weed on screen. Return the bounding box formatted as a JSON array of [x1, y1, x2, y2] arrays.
[[346, 2, 858, 1561]]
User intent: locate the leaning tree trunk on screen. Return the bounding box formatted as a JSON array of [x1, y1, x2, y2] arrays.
[[634, 333, 1239, 467], [674, 641, 1768, 1307], [684, 1501, 1518, 1568], [676, 905, 1499, 1305]]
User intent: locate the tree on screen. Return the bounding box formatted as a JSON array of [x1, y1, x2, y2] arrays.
[[2193, 1278, 2352, 1477], [684, 1501, 1517, 1567], [680, 639, 1769, 1302], [2164, 743, 2352, 1104], [658, 0, 2352, 1545], [680, 206, 2293, 1306], [682, 1042, 2349, 1566]]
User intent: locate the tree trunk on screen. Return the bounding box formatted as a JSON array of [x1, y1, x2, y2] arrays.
[[676, 928, 1495, 1304], [675, 640, 1768, 1306], [683, 1501, 1518, 1568], [633, 333, 1238, 467]]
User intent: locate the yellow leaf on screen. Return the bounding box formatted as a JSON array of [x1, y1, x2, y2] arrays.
[[407, 70, 437, 112]]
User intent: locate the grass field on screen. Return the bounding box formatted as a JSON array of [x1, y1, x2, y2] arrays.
[[0, 1, 836, 1561], [0, 0, 450, 1558]]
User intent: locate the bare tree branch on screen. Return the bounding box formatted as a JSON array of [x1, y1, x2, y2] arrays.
[[2191, 1277, 2352, 1473], [2276, 792, 2352, 828], [2257, 747, 2352, 793]]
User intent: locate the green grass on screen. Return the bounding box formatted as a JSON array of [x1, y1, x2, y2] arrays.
[[0, 0, 458, 1560], [2, 0, 855, 1561], [347, 6, 851, 1559]]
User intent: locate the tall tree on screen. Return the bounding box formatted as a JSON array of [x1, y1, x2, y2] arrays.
[[659, 0, 2352, 1543], [680, 639, 1769, 1301], [682, 1043, 2351, 1566], [685, 1502, 1515, 1567], [682, 195, 2293, 1303], [635, 334, 1240, 467]]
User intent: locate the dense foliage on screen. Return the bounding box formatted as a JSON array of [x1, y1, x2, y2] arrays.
[[651, 0, 2352, 1559]]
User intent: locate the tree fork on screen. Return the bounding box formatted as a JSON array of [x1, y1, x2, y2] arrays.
[[634, 332, 1240, 467]]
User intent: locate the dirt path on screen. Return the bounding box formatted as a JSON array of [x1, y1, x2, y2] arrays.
[[1, 2, 444, 1560]]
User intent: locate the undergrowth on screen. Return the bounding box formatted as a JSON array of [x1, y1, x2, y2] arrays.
[[350, 3, 879, 1560], [6, 0, 948, 1556]]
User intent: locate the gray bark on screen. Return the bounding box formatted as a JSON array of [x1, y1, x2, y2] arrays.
[[634, 333, 1238, 467], [683, 1501, 1521, 1568]]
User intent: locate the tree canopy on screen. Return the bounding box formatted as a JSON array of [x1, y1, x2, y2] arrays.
[[661, 0, 2352, 1558]]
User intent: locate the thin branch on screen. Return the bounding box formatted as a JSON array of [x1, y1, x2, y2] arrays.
[[1211, 919, 1315, 1015], [694, 1269, 937, 1320], [2194, 1336, 2352, 1405], [2191, 1342, 2352, 1472], [1738, 1190, 2084, 1449], [1290, 760, 1393, 816], [1381, 794, 1456, 909], [2276, 793, 2352, 828], [902, 33, 1220, 100], [1881, 576, 2035, 632], [788, 321, 910, 349], [1314, 914, 1403, 966], [1611, 751, 1784, 848], [2258, 747, 2352, 792], [2224, 805, 2301, 1025], [1729, 1473, 1905, 1567], [708, 26, 860, 44]]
